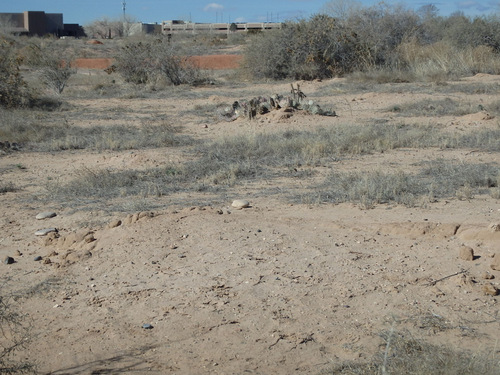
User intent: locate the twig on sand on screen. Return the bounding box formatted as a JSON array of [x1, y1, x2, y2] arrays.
[[425, 269, 467, 286]]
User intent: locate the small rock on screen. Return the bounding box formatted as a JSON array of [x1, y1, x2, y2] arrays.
[[84, 233, 96, 243], [15, 250, 22, 256], [107, 219, 122, 229], [34, 256, 43, 261], [491, 253, 500, 271], [482, 284, 499, 296], [43, 258, 52, 265], [3, 256, 14, 265], [459, 246, 474, 261], [488, 223, 500, 232], [231, 199, 250, 209], [482, 272, 495, 280], [36, 211, 57, 220], [142, 324, 153, 329], [35, 228, 58, 236]]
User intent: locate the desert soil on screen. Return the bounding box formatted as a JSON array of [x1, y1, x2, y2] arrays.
[[1, 63, 500, 374]]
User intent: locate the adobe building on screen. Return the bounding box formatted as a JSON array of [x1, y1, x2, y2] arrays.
[[0, 10, 84, 37]]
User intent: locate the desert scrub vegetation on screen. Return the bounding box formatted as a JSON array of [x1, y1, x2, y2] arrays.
[[388, 98, 481, 117], [0, 36, 33, 108], [325, 328, 499, 375], [0, 182, 16, 194], [314, 161, 499, 208], [45, 124, 500, 209], [24, 39, 76, 95], [244, 2, 500, 81], [0, 294, 34, 374], [0, 109, 193, 151], [114, 37, 210, 86]]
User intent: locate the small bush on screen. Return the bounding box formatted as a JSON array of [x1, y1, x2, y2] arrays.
[[0, 38, 33, 108], [244, 15, 368, 80], [25, 40, 75, 94], [115, 37, 209, 86]]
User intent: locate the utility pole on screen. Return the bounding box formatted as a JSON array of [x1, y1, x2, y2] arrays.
[[122, 1, 126, 18]]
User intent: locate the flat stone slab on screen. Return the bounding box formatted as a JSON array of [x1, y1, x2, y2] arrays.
[[35, 228, 58, 236], [36, 212, 57, 220]]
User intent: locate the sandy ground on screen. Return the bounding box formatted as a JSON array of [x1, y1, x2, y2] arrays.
[[1, 68, 500, 374]]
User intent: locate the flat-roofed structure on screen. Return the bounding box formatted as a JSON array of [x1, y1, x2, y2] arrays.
[[0, 10, 83, 37], [162, 20, 282, 35]]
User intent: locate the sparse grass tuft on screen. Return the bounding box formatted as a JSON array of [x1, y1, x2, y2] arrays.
[[324, 329, 499, 375], [310, 160, 498, 208], [0, 182, 16, 194], [0, 109, 192, 151], [388, 98, 480, 117]]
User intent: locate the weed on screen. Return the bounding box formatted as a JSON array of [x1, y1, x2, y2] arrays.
[[388, 98, 479, 117], [0, 182, 16, 194], [324, 328, 499, 375]]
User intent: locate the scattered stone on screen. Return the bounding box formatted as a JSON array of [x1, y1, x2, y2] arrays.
[[216, 209, 223, 215], [488, 223, 500, 232], [482, 284, 499, 296], [36, 211, 57, 220], [142, 324, 153, 329], [34, 256, 42, 261], [491, 253, 500, 271], [35, 228, 58, 236], [15, 250, 22, 256], [107, 219, 122, 229], [84, 233, 96, 243], [232, 199, 250, 209], [3, 256, 14, 265], [43, 258, 52, 265], [482, 272, 494, 280], [458, 246, 474, 261]]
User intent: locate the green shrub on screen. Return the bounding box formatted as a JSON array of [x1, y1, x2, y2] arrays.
[[0, 38, 33, 108]]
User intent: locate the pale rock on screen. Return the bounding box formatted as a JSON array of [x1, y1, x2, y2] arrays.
[[490, 253, 500, 271], [35, 228, 58, 236], [36, 211, 57, 220], [458, 246, 474, 261], [232, 199, 250, 209], [482, 283, 499, 296]]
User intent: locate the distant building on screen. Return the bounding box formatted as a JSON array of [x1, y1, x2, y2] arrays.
[[0, 11, 85, 37], [161, 20, 282, 35], [128, 22, 162, 36]]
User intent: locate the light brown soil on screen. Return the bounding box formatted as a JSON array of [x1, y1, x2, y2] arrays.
[[1, 72, 499, 374]]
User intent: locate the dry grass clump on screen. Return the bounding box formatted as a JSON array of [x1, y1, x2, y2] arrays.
[[0, 295, 35, 374], [0, 109, 192, 151], [0, 182, 16, 194], [388, 98, 480, 117], [398, 41, 500, 80], [314, 160, 498, 208], [44, 124, 500, 209], [316, 170, 423, 209], [47, 166, 182, 203], [324, 329, 499, 375]]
